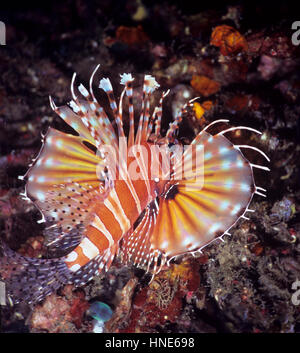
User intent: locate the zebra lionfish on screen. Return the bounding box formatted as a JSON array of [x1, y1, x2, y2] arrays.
[[0, 65, 269, 304]]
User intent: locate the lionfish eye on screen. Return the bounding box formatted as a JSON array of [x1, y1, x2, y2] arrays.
[[164, 184, 179, 200]]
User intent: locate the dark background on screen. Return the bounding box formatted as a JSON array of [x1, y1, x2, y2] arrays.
[[1, 0, 300, 333]]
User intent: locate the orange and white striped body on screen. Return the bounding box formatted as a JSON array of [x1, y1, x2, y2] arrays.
[[64, 175, 158, 272]]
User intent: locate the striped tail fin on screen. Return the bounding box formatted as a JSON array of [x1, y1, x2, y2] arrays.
[[0, 241, 71, 304], [0, 239, 117, 304]]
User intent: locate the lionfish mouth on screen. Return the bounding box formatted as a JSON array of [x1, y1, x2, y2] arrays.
[[0, 64, 270, 305]]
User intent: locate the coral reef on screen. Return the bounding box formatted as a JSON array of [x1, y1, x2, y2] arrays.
[[29, 285, 90, 333]]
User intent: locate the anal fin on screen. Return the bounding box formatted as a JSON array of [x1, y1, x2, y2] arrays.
[[120, 200, 167, 275]]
